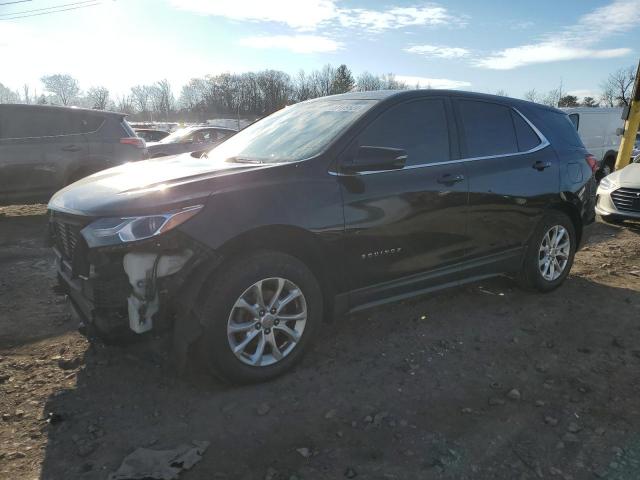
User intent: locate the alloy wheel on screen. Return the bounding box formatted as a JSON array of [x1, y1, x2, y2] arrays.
[[227, 277, 307, 367], [538, 225, 571, 281]]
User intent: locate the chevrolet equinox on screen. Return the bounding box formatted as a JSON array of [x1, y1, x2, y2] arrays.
[[48, 90, 597, 383]]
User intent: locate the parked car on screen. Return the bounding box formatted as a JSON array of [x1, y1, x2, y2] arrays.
[[596, 162, 640, 223], [0, 104, 147, 205], [564, 107, 623, 179], [134, 128, 170, 143], [48, 90, 596, 383], [146, 126, 236, 158]]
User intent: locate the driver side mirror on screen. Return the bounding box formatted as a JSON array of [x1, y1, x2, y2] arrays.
[[342, 146, 407, 173]]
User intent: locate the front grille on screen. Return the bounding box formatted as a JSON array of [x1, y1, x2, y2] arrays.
[[53, 220, 81, 259], [611, 187, 640, 213]]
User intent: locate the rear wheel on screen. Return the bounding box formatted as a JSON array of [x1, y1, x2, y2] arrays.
[[198, 251, 322, 383], [517, 211, 576, 292]]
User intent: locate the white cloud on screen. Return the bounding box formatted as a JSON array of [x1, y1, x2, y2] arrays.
[[475, 0, 639, 70], [404, 44, 470, 58], [475, 42, 630, 70], [238, 35, 343, 53], [337, 6, 462, 32], [168, 0, 337, 30], [168, 0, 462, 32], [395, 75, 471, 89]]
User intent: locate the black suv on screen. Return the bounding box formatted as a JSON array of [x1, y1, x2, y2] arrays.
[[48, 90, 596, 383], [0, 104, 147, 205]]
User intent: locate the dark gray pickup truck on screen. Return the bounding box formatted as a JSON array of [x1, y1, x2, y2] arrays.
[[0, 104, 147, 205]]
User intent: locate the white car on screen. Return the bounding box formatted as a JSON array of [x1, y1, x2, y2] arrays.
[[596, 163, 640, 223]]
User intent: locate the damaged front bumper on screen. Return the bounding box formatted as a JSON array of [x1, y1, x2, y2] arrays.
[[50, 212, 216, 338]]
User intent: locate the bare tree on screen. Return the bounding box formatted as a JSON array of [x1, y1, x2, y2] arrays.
[[379, 73, 407, 90], [495, 89, 509, 97], [0, 83, 19, 103], [22, 84, 31, 104], [523, 89, 540, 103], [150, 79, 174, 120], [41, 74, 80, 105], [130, 85, 153, 118], [356, 71, 382, 91], [116, 95, 135, 114], [541, 87, 562, 107], [87, 86, 110, 110], [600, 66, 635, 107]]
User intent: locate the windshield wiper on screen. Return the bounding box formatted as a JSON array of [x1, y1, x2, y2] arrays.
[[226, 156, 264, 164]]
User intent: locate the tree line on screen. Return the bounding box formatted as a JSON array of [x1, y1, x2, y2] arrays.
[[0, 64, 636, 122]]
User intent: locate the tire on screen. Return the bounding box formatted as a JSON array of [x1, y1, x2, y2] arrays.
[[198, 250, 322, 384], [517, 211, 576, 292]]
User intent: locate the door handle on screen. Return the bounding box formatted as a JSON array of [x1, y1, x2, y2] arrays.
[[532, 160, 552, 171], [61, 145, 81, 152], [437, 173, 465, 185]]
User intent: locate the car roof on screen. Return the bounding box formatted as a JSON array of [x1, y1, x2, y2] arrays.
[[308, 89, 565, 114], [0, 103, 126, 117]]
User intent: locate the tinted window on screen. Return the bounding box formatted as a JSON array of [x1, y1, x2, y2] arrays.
[[458, 100, 518, 157], [511, 110, 541, 152], [356, 99, 450, 166], [0, 109, 102, 139], [538, 110, 584, 148]]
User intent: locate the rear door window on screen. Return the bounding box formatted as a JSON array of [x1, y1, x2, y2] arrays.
[[356, 98, 451, 166], [457, 100, 518, 157]]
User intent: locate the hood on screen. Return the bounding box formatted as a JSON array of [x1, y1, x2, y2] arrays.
[[48, 153, 275, 217], [607, 163, 640, 187]]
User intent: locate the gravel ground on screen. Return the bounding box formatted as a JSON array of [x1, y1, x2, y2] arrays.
[[1, 205, 640, 480]]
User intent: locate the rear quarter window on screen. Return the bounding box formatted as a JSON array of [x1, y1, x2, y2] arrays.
[[538, 110, 584, 148]]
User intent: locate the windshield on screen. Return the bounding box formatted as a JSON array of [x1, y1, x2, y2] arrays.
[[158, 128, 191, 144], [207, 99, 376, 164]]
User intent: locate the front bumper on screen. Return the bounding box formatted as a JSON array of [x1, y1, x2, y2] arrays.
[[595, 188, 640, 220], [52, 223, 213, 338]]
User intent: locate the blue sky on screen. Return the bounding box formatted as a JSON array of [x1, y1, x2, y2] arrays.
[[1, 0, 638, 100]]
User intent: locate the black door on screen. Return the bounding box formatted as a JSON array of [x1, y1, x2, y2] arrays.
[[453, 99, 559, 260], [338, 97, 469, 301]]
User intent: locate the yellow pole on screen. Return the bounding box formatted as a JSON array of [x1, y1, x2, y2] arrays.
[[614, 60, 640, 171]]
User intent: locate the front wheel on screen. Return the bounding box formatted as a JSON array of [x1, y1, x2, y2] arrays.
[[198, 251, 322, 384], [517, 211, 576, 292]]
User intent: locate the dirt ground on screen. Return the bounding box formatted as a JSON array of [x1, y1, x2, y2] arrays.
[[1, 205, 640, 480]]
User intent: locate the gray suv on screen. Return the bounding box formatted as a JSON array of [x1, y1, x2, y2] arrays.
[[0, 104, 147, 205]]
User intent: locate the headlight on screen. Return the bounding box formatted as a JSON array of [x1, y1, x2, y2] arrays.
[[599, 176, 617, 191], [82, 205, 203, 247]]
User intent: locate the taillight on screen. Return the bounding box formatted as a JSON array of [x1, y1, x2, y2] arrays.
[[120, 137, 146, 148], [585, 154, 598, 174]]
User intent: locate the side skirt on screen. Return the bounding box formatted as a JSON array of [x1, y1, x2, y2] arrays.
[[335, 248, 522, 316]]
